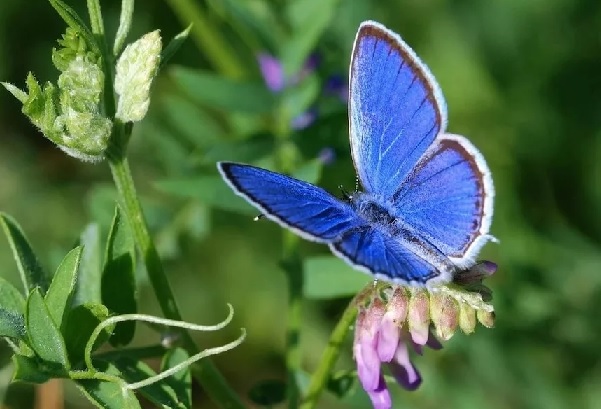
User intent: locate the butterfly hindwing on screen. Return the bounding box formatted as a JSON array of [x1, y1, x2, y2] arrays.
[[349, 21, 447, 198], [392, 134, 494, 267], [330, 226, 455, 285], [217, 162, 364, 242]]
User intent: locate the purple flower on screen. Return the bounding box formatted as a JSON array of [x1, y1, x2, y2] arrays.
[[317, 147, 336, 165], [325, 74, 349, 102], [291, 109, 318, 130], [257, 52, 320, 93], [257, 52, 320, 130], [257, 53, 286, 92], [354, 288, 442, 409]]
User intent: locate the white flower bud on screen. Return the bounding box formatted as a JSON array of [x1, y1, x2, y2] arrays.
[[115, 30, 161, 122]]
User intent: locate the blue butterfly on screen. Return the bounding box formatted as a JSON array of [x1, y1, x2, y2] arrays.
[[217, 21, 495, 286]]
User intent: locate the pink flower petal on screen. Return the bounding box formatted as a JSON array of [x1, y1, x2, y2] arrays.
[[366, 376, 392, 409], [389, 341, 422, 391]]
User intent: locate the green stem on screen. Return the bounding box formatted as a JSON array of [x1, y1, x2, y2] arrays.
[[163, 0, 245, 78], [94, 345, 166, 362], [106, 138, 246, 409], [89, 2, 244, 405], [113, 0, 135, 56], [86, 0, 116, 117], [281, 231, 302, 409], [299, 300, 359, 409]]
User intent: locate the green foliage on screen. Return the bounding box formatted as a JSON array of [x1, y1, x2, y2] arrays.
[[25, 288, 70, 373], [170, 67, 275, 114], [161, 348, 192, 409], [45, 246, 82, 328], [0, 213, 48, 293], [248, 379, 287, 406], [303, 256, 369, 299], [0, 278, 26, 339], [75, 362, 141, 409], [101, 207, 136, 347], [2, 0, 601, 408]]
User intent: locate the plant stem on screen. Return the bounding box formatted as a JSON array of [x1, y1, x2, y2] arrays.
[[89, 1, 244, 405], [281, 232, 302, 409], [163, 0, 245, 78], [106, 136, 246, 409], [299, 301, 358, 409], [86, 0, 116, 117]]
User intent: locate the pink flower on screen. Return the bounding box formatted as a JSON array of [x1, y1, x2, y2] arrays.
[[354, 288, 442, 409]]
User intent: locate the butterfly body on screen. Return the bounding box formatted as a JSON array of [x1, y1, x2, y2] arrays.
[[218, 21, 495, 287]]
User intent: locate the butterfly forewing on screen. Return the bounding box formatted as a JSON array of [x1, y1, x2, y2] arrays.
[[349, 21, 447, 198], [217, 162, 364, 242]]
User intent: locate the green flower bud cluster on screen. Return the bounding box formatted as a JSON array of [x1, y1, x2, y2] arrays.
[[3, 28, 111, 162], [2, 27, 162, 162]]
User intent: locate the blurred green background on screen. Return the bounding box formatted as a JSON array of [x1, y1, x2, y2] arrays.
[[1, 0, 601, 408]]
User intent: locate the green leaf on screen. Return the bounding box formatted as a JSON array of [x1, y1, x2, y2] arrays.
[[161, 348, 191, 409], [0, 277, 26, 338], [327, 370, 357, 398], [102, 207, 137, 347], [0, 276, 26, 313], [303, 256, 369, 299], [200, 136, 275, 165], [26, 288, 70, 372], [12, 354, 51, 384], [0, 308, 25, 339], [48, 0, 100, 55], [282, 0, 341, 75], [159, 94, 223, 148], [170, 67, 275, 114], [112, 357, 186, 409], [248, 379, 287, 406], [207, 0, 282, 52], [75, 223, 102, 305], [45, 246, 83, 329], [155, 176, 256, 215], [76, 361, 140, 409], [292, 159, 323, 185], [0, 212, 48, 293], [160, 24, 192, 70], [283, 73, 320, 121], [62, 303, 112, 365]]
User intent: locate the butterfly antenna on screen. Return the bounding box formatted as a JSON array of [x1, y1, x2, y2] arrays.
[[355, 175, 360, 192], [254, 214, 265, 221], [338, 185, 352, 202]]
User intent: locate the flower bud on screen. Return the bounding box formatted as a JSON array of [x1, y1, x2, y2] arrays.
[[407, 289, 429, 345], [458, 301, 477, 334], [430, 291, 459, 341], [354, 298, 385, 391], [3, 31, 111, 162], [54, 56, 112, 160], [477, 309, 495, 328], [115, 30, 162, 122], [377, 287, 408, 362]]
